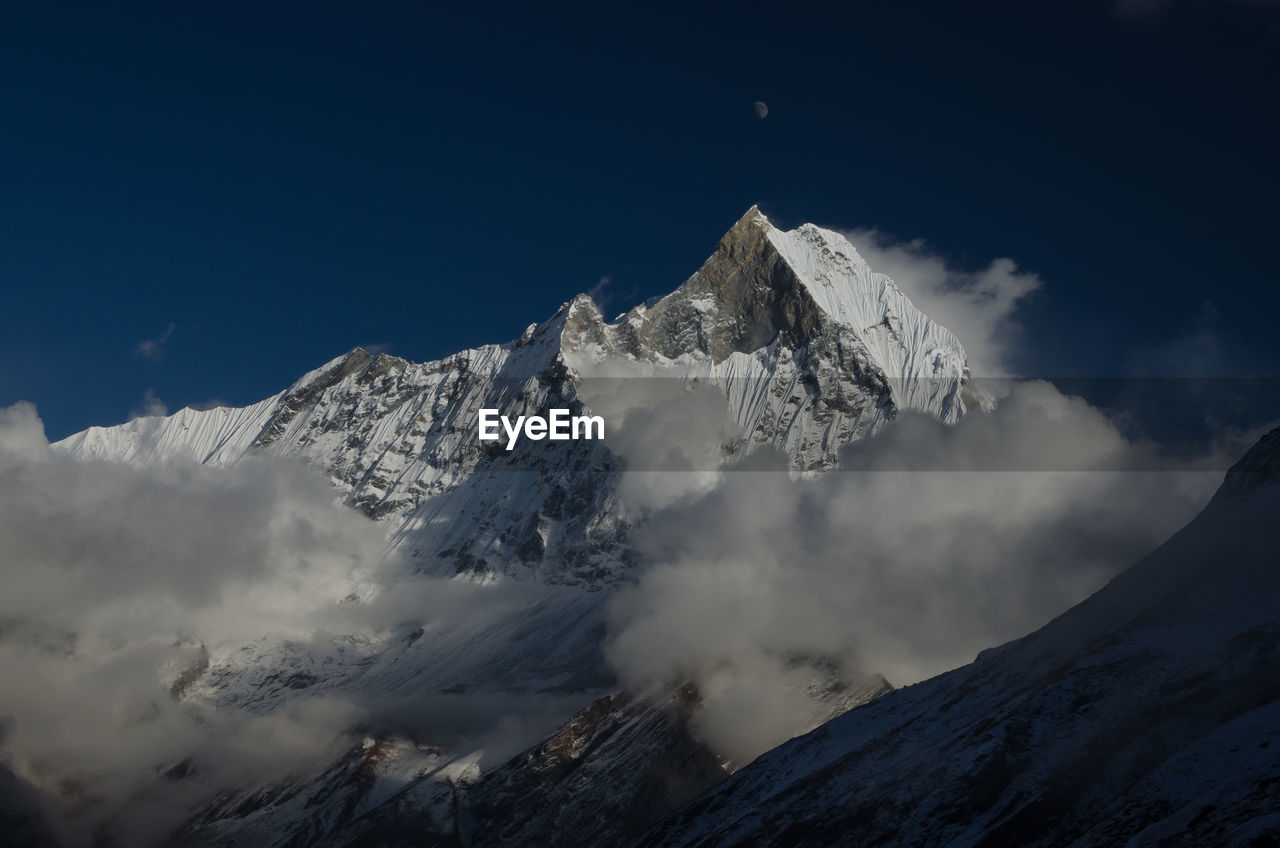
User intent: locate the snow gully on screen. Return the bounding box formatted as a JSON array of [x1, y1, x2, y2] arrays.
[[478, 408, 604, 450]]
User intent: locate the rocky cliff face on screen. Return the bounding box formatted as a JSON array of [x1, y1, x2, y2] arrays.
[[48, 208, 971, 845], [57, 207, 971, 588]]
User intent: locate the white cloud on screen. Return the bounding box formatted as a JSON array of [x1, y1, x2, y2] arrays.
[[134, 322, 176, 362], [0, 402, 51, 467], [586, 273, 637, 318], [131, 388, 169, 419], [0, 403, 549, 846], [605, 380, 1234, 767], [587, 273, 614, 303], [579, 375, 736, 511]]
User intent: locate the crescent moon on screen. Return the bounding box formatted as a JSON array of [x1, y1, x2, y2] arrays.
[[753, 101, 769, 119]]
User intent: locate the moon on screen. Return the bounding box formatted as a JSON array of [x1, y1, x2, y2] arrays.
[[753, 100, 769, 119]]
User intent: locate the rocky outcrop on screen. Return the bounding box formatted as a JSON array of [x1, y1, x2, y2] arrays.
[[49, 208, 971, 846], [57, 207, 971, 583]]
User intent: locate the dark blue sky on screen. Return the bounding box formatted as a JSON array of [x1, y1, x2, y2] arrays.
[[3, 0, 1277, 440]]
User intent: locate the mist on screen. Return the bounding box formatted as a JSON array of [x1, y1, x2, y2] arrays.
[[604, 380, 1249, 767], [0, 402, 549, 847], [840, 228, 1042, 376]]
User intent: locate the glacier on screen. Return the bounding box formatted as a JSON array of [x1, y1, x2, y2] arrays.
[[31, 207, 978, 846], [16, 206, 1271, 847], [55, 206, 974, 586]]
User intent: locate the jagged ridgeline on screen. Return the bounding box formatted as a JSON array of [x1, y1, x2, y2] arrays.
[[37, 210, 1280, 848], [57, 207, 975, 587], [40, 208, 976, 847]]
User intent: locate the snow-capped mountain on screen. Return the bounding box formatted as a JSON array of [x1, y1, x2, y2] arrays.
[[56, 207, 972, 587], [42, 208, 973, 845], [51, 206, 972, 710], [635, 427, 1280, 848]]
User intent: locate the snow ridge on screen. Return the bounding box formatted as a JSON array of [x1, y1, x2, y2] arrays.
[[41, 208, 981, 845], [55, 207, 973, 584]]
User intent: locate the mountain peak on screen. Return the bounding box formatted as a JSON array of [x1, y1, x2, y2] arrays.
[[556, 209, 966, 420], [732, 203, 770, 230], [57, 207, 975, 581]]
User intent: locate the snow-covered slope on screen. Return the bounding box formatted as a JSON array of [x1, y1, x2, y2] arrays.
[[50, 206, 974, 721], [43, 208, 973, 845], [636, 427, 1280, 848], [55, 207, 971, 588]]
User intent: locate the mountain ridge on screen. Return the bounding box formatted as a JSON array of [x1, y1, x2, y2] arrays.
[[632, 425, 1280, 848], [55, 207, 972, 583], [38, 207, 980, 846], [23, 209, 1275, 847]]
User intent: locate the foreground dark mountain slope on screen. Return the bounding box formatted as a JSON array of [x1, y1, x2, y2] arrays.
[[0, 765, 59, 848], [175, 678, 892, 847], [174, 688, 726, 847], [637, 429, 1280, 848]]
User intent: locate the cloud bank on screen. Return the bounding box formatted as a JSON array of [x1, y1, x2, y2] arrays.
[[586, 231, 1260, 767], [842, 229, 1042, 376], [604, 380, 1243, 767], [0, 402, 550, 846]]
